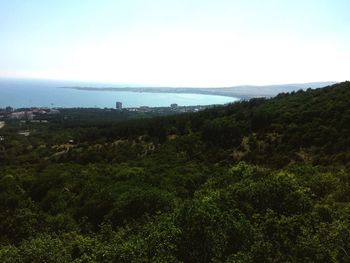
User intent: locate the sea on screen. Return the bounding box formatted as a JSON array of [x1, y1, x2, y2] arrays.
[[0, 78, 238, 108]]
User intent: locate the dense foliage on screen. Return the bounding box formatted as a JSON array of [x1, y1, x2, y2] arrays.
[[0, 82, 349, 262]]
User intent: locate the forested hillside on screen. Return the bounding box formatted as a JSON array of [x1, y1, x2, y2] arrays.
[[0, 82, 349, 262]]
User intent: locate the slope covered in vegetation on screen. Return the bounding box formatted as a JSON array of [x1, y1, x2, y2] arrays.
[[0, 82, 349, 262]]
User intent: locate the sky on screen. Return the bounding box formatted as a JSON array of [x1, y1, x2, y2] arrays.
[[0, 0, 349, 87]]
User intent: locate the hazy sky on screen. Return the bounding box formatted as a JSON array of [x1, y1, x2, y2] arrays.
[[0, 0, 349, 86]]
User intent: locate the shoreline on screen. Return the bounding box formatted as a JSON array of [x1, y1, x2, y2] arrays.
[[59, 81, 337, 100], [59, 86, 253, 100]]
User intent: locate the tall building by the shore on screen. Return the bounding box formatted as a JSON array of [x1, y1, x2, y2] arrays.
[[116, 101, 122, 110]]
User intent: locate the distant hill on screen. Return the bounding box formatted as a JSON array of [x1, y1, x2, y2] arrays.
[[217, 81, 338, 97]]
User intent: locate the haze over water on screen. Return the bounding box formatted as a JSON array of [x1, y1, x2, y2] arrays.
[[0, 79, 237, 108]]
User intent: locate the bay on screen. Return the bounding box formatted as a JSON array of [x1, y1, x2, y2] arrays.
[[0, 78, 238, 108]]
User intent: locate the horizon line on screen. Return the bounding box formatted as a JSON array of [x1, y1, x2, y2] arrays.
[[0, 76, 340, 89]]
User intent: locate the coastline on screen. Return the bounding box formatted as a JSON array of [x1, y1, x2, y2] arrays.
[[59, 86, 255, 100], [59, 81, 337, 100]]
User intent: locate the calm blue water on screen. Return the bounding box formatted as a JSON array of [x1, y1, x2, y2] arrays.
[[0, 79, 237, 108]]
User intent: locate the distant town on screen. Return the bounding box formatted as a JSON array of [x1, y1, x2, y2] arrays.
[[114, 101, 220, 113], [0, 102, 220, 122], [0, 106, 60, 121], [0, 102, 221, 141]]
